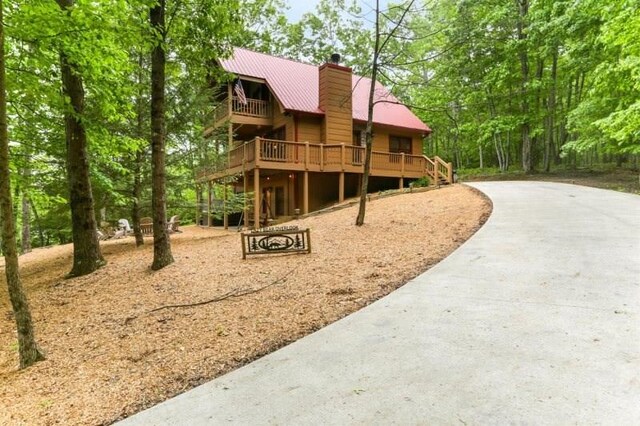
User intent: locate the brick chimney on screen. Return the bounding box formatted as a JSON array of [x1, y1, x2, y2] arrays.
[[319, 56, 353, 145]]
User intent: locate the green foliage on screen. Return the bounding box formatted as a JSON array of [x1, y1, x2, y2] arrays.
[[3, 0, 638, 251], [410, 176, 430, 188]]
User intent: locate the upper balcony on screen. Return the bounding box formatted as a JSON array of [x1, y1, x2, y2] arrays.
[[213, 96, 272, 127], [195, 137, 453, 185]]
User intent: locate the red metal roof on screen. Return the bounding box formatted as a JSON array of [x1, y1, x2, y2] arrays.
[[219, 48, 430, 133]]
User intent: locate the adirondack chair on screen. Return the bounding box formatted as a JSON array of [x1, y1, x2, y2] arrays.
[[167, 215, 180, 233], [140, 217, 153, 235]]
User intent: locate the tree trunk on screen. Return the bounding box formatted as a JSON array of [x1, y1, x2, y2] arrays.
[[0, 0, 44, 368], [21, 192, 31, 254], [150, 0, 174, 269], [30, 202, 45, 247], [56, 0, 105, 277], [132, 54, 145, 247], [516, 0, 532, 173], [355, 0, 381, 226], [544, 48, 558, 172]]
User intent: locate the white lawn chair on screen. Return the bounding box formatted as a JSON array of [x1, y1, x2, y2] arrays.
[[167, 215, 181, 233], [118, 218, 132, 235]]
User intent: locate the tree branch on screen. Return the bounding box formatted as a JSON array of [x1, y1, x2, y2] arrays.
[[148, 268, 295, 313]]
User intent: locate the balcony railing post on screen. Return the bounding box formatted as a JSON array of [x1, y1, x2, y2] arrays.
[[401, 153, 405, 175], [341, 143, 345, 170], [320, 145, 324, 171], [305, 142, 309, 169], [255, 136, 261, 164]]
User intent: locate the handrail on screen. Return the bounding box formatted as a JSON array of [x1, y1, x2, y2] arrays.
[[433, 155, 453, 184]]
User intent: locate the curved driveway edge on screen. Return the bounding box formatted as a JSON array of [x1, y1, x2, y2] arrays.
[[119, 181, 640, 425]]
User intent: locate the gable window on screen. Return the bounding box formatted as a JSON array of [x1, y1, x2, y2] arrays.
[[389, 135, 412, 154]]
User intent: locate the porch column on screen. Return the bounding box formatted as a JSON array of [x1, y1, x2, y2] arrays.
[[253, 169, 260, 229], [399, 177, 404, 189], [243, 170, 249, 228], [223, 179, 228, 230], [338, 172, 345, 203], [207, 181, 212, 227], [303, 171, 309, 214]]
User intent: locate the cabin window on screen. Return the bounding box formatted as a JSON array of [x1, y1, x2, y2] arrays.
[[266, 126, 286, 141], [389, 135, 412, 154]]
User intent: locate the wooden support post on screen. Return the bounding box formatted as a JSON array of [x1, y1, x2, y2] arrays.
[[303, 171, 309, 214], [448, 162, 454, 184], [253, 169, 260, 229], [207, 181, 212, 227], [399, 177, 404, 189], [243, 171, 249, 228], [255, 136, 261, 163], [319, 145, 324, 171], [228, 119, 233, 162], [341, 143, 345, 170], [339, 172, 345, 203], [223, 180, 228, 230], [401, 153, 405, 175], [305, 142, 309, 169]]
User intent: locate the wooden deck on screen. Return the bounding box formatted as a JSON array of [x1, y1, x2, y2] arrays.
[[195, 137, 453, 184]]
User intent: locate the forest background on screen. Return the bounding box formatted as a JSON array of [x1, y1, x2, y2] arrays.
[[2, 0, 639, 251]]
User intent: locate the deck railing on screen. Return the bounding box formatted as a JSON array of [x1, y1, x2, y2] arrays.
[[196, 137, 453, 184], [213, 97, 272, 124], [233, 97, 271, 118]]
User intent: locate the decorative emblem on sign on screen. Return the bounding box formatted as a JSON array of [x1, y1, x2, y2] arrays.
[[241, 228, 311, 259]]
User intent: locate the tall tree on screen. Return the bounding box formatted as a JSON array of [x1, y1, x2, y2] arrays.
[[355, 0, 381, 226], [0, 0, 44, 369], [515, 0, 533, 172], [56, 0, 105, 277], [149, 0, 174, 270], [356, 0, 415, 226]]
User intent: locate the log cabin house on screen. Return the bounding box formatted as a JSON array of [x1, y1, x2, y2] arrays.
[[196, 48, 453, 228]]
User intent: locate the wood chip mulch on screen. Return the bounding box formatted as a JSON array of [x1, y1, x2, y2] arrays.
[[0, 184, 491, 425]]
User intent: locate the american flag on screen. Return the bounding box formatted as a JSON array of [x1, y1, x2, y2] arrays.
[[234, 79, 247, 105]]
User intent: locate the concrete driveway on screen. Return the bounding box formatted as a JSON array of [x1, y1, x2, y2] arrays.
[[119, 181, 640, 425]]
